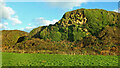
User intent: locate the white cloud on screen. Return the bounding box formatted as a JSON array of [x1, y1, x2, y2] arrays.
[[34, 17, 59, 26], [25, 26, 34, 30], [3, 22, 8, 25], [0, 23, 4, 29], [19, 25, 36, 32], [22, 26, 36, 32], [22, 17, 59, 32], [0, 6, 15, 19], [0, 0, 22, 26], [28, 24, 31, 25], [0, 22, 8, 29], [113, 9, 120, 13], [48, 0, 88, 9], [0, 0, 4, 5], [40, 0, 88, 2], [5, 0, 120, 2], [113, 9, 118, 12], [10, 16, 22, 25]]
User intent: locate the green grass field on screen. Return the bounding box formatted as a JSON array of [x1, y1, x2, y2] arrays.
[[2, 52, 118, 66]]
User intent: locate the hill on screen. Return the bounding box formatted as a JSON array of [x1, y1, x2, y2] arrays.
[[29, 9, 120, 42], [2, 8, 120, 55], [1, 30, 28, 51]]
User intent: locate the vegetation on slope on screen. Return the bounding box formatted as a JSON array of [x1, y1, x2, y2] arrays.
[[29, 9, 120, 41], [1, 30, 28, 48], [2, 8, 120, 55]]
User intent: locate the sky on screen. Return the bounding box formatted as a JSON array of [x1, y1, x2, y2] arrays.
[[0, 0, 119, 32]]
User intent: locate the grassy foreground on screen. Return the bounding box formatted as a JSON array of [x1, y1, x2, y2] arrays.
[[2, 52, 118, 66]]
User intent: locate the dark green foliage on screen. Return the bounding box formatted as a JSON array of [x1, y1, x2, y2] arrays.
[[27, 9, 120, 42], [68, 26, 74, 41], [29, 26, 47, 39], [39, 26, 61, 41], [50, 31, 61, 41], [73, 32, 86, 41], [84, 9, 105, 35], [83, 9, 119, 36], [2, 8, 120, 56], [40, 28, 50, 40], [61, 32, 68, 40], [17, 36, 28, 43]]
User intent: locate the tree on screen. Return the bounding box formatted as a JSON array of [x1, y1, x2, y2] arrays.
[[40, 29, 50, 40], [50, 31, 61, 41]]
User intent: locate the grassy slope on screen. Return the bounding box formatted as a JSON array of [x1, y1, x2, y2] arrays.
[[1, 30, 28, 47], [2, 52, 118, 66]]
